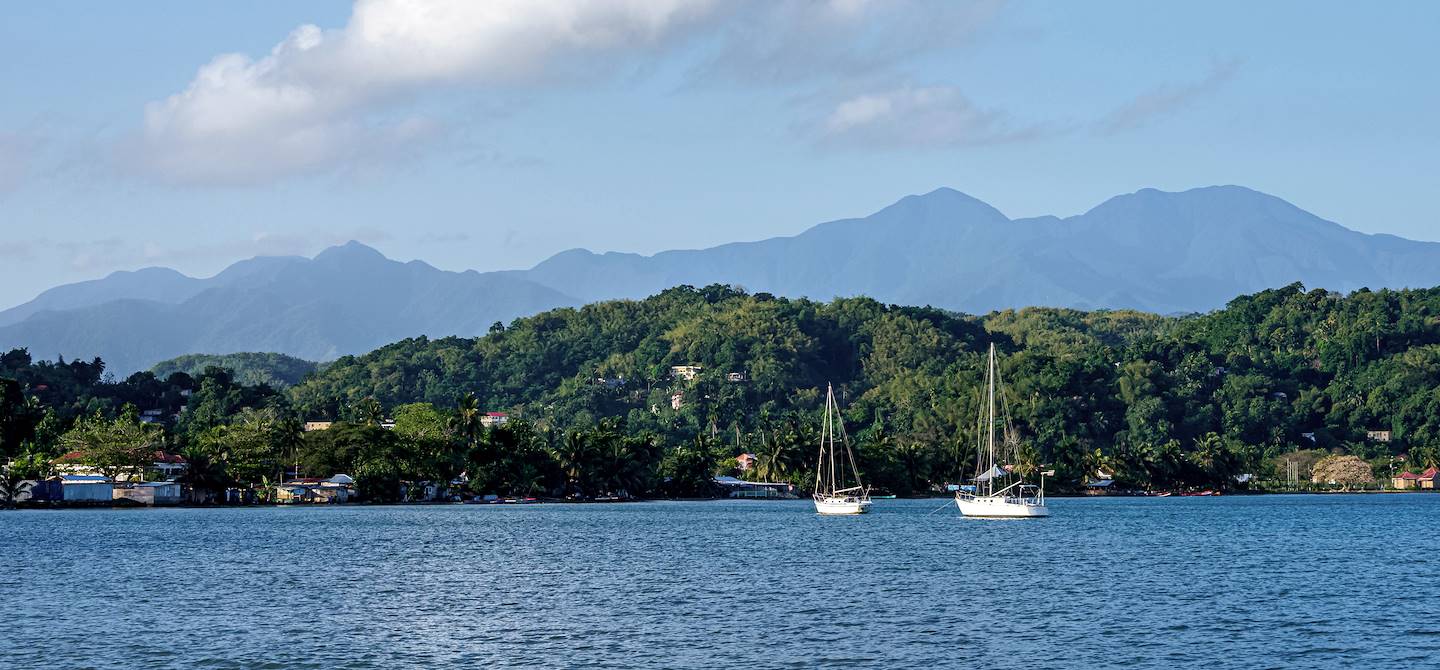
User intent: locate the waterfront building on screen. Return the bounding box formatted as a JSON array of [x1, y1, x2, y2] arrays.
[[712, 475, 798, 499], [277, 475, 356, 503], [1394, 471, 1421, 489], [59, 475, 114, 503], [113, 482, 183, 506]]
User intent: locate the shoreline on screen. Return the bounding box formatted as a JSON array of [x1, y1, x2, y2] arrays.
[[8, 487, 1436, 511]]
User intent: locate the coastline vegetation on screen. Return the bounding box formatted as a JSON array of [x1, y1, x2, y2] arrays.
[[3, 282, 1439, 502]]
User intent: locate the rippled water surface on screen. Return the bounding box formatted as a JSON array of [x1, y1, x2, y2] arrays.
[[4, 495, 1439, 669]]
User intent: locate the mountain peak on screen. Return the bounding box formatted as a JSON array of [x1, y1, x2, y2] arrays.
[[869, 187, 1009, 224], [314, 240, 387, 264], [103, 266, 190, 281], [1082, 184, 1301, 219]]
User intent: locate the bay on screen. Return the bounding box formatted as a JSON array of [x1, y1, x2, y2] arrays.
[[3, 495, 1438, 669]]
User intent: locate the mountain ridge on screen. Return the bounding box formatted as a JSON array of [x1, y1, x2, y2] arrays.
[[5, 185, 1440, 373]]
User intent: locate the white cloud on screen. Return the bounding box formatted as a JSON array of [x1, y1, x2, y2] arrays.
[[130, 0, 1002, 185], [816, 85, 1045, 149], [1096, 60, 1241, 135], [133, 0, 721, 185], [695, 0, 1002, 85]]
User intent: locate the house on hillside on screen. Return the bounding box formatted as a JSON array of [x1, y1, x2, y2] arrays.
[[303, 421, 333, 432], [736, 453, 758, 472], [138, 409, 166, 424], [1367, 430, 1392, 443], [670, 392, 684, 410], [671, 365, 702, 381], [481, 412, 509, 427], [726, 372, 746, 383], [152, 452, 188, 479]]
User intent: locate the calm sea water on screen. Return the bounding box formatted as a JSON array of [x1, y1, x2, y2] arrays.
[[3, 495, 1438, 669]]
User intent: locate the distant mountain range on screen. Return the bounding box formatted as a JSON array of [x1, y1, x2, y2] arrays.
[[0, 243, 578, 374], [5, 185, 1440, 374]]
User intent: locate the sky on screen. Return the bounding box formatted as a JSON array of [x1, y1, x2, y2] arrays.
[[1, 0, 1437, 309]]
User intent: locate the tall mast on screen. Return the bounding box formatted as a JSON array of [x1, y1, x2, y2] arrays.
[[987, 343, 997, 497], [827, 384, 837, 495], [814, 391, 825, 494]]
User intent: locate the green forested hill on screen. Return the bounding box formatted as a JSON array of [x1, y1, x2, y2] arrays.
[[6, 282, 1440, 501], [150, 352, 319, 388], [288, 283, 1440, 490]]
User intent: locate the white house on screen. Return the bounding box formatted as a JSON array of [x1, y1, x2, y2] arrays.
[[138, 409, 166, 424], [671, 365, 703, 381], [55, 451, 187, 481], [480, 412, 509, 427]]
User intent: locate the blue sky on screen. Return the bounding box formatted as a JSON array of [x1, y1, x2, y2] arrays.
[[1, 0, 1436, 308]]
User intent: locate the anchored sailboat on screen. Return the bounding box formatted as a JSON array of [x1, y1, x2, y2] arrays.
[[813, 383, 871, 515], [956, 343, 1050, 518]]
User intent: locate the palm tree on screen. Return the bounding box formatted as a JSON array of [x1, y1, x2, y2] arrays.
[[356, 397, 385, 426], [178, 445, 231, 503], [551, 430, 592, 497], [452, 393, 482, 449], [0, 464, 32, 509]]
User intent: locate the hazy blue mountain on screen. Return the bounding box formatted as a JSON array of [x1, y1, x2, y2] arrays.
[[0, 267, 205, 327], [519, 185, 1440, 314], [0, 241, 580, 374], [6, 185, 1440, 373]]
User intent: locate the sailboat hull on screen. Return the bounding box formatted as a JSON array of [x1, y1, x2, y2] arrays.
[[814, 496, 872, 515], [955, 494, 1050, 518]]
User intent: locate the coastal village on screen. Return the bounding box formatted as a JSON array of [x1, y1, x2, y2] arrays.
[[6, 361, 1440, 509], [9, 359, 1440, 508]]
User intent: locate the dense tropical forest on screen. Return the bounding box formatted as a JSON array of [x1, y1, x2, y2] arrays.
[[4, 282, 1439, 502], [150, 352, 319, 388]]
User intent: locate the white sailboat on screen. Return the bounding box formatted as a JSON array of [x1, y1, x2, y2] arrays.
[[956, 343, 1050, 518], [813, 383, 871, 515]]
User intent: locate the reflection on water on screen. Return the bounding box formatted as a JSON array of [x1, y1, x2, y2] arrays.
[[3, 495, 1439, 669]]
